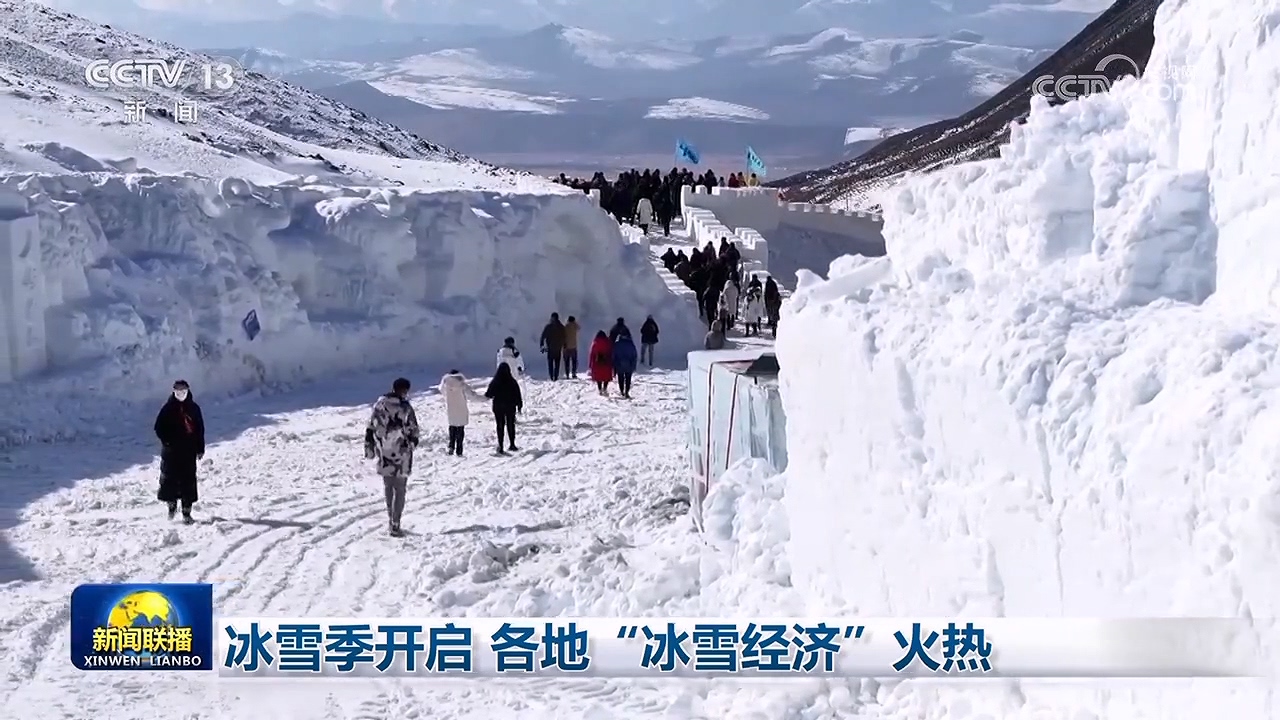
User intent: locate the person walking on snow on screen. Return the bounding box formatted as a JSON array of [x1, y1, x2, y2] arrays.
[[764, 276, 782, 337], [563, 315, 581, 378], [497, 336, 525, 377], [588, 331, 615, 395], [365, 377, 420, 536], [608, 317, 630, 344], [155, 379, 205, 524], [717, 292, 735, 333], [484, 362, 523, 454], [539, 312, 566, 380], [496, 336, 526, 396], [743, 285, 765, 337], [635, 195, 653, 235], [720, 280, 739, 329], [639, 315, 659, 366], [439, 370, 482, 456], [612, 332, 638, 398]]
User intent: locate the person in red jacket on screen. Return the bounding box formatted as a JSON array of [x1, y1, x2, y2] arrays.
[[588, 330, 614, 395]]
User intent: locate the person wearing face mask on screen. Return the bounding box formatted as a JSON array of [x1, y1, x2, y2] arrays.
[[155, 379, 206, 523]]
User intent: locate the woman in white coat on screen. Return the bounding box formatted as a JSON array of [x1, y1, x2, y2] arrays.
[[720, 281, 740, 329], [743, 288, 765, 337], [635, 196, 654, 234], [439, 370, 482, 456]]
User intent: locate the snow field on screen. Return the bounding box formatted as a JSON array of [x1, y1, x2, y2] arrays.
[[0, 172, 702, 445], [775, 0, 1280, 717], [1, 368, 821, 719]]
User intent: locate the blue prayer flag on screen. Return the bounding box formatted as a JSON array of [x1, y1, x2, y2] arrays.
[[676, 139, 700, 165], [746, 146, 766, 176]]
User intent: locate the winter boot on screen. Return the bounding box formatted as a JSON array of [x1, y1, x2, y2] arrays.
[[167, 501, 177, 520]]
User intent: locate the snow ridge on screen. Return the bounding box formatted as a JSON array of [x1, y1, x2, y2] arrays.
[[0, 174, 701, 445]]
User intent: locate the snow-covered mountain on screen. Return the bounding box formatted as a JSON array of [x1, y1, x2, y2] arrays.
[[774, 0, 1160, 206], [227, 24, 1049, 124], [190, 23, 1055, 172], [0, 0, 541, 188], [45, 0, 1112, 49], [33, 0, 1106, 172], [0, 0, 696, 445]]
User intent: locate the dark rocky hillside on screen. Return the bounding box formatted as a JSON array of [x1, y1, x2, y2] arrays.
[[773, 0, 1162, 204]]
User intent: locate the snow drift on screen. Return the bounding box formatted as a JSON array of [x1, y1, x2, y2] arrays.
[[776, 0, 1280, 716], [0, 173, 699, 444]]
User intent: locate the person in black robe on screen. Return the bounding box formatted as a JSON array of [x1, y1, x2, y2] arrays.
[[485, 363, 524, 454], [155, 379, 205, 523]]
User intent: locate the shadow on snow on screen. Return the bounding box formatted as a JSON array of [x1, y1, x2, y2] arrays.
[[0, 353, 695, 585]]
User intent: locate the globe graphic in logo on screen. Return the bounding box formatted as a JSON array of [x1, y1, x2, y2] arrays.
[[107, 590, 180, 666]]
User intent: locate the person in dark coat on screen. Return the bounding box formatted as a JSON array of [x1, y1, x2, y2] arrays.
[[155, 379, 205, 523], [674, 256, 691, 284], [702, 281, 721, 327], [655, 187, 674, 236], [661, 247, 678, 272], [484, 362, 523, 454], [639, 315, 659, 366], [539, 312, 566, 380], [608, 317, 630, 343], [611, 333, 639, 398], [764, 277, 783, 337]]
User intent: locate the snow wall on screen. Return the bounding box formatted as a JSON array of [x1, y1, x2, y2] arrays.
[[0, 173, 701, 445], [775, 0, 1280, 716], [681, 185, 885, 288], [686, 349, 787, 530]]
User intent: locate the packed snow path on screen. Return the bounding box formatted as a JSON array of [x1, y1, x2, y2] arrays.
[[0, 367, 700, 718]]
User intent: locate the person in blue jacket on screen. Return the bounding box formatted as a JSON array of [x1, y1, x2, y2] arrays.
[[611, 332, 639, 398]]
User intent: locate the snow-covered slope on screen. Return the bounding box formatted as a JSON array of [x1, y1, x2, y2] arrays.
[[775, 0, 1280, 715], [0, 3, 702, 445], [0, 0, 519, 185]]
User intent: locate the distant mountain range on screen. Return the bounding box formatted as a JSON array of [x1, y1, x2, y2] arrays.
[[200, 23, 1060, 173], [49, 0, 1110, 174], [57, 0, 1113, 49], [773, 0, 1161, 206]]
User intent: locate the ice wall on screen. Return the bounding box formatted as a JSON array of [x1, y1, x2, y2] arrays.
[[0, 173, 700, 444], [776, 0, 1280, 716], [681, 186, 885, 287]]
